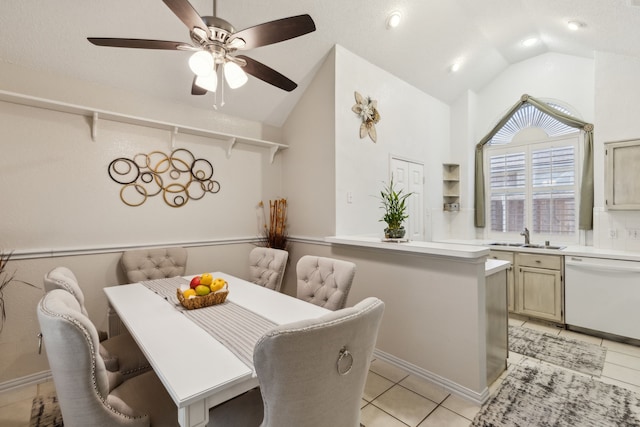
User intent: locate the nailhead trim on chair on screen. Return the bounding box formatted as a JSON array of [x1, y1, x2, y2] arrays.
[[39, 299, 145, 422]]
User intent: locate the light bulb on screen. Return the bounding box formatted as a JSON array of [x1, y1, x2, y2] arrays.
[[189, 51, 214, 76], [195, 72, 218, 92], [386, 11, 402, 29], [224, 62, 248, 89], [567, 20, 585, 31]]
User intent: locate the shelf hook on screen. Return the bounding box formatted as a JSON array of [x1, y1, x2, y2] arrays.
[[171, 126, 179, 150], [91, 112, 99, 141], [226, 137, 237, 159], [269, 146, 279, 164]]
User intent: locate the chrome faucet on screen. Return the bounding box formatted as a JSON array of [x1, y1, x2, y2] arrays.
[[520, 227, 530, 245]]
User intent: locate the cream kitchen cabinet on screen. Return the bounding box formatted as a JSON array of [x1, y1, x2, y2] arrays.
[[605, 139, 640, 210], [489, 249, 564, 322], [515, 253, 564, 323], [489, 250, 515, 312]]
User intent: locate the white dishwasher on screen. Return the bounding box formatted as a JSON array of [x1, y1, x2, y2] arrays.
[[565, 256, 640, 340]]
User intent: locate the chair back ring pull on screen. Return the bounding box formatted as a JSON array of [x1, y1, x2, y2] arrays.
[[337, 346, 353, 376]]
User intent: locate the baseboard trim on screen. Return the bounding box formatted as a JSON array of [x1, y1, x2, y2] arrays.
[[0, 370, 52, 393], [373, 349, 490, 405]]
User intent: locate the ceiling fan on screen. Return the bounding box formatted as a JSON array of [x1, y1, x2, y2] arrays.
[[88, 0, 316, 97]]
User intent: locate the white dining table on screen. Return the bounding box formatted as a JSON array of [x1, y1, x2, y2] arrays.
[[104, 272, 329, 427]]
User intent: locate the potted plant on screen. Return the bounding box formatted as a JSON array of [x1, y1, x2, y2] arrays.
[[378, 178, 413, 239]]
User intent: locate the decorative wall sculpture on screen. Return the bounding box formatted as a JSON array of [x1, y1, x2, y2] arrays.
[[108, 148, 220, 207], [352, 91, 381, 143]]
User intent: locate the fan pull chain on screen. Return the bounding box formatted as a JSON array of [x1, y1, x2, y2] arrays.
[[220, 67, 226, 107]]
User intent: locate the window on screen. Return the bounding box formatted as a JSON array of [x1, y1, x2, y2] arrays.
[[486, 103, 580, 243]]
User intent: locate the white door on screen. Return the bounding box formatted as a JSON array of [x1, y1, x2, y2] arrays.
[[390, 158, 424, 241]]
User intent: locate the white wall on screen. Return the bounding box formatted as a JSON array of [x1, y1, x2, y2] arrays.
[[281, 49, 337, 237], [334, 45, 450, 238], [446, 90, 479, 241], [592, 51, 640, 252]]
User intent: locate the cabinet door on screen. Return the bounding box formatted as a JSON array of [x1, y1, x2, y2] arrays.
[[490, 251, 515, 312], [605, 139, 640, 210], [517, 266, 562, 322]]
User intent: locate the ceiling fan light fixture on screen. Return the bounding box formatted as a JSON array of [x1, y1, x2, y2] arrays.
[[386, 11, 402, 29], [224, 61, 248, 89], [189, 50, 215, 76], [195, 72, 218, 92]]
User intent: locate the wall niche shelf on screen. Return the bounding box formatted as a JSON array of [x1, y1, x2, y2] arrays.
[[443, 163, 460, 211], [0, 90, 287, 163]]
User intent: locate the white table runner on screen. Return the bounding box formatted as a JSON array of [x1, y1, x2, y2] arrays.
[[140, 277, 276, 369]]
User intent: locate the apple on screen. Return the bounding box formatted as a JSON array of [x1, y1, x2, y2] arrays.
[[190, 276, 201, 289]]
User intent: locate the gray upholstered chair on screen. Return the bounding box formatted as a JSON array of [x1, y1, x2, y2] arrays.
[[115, 247, 187, 338], [296, 255, 357, 310], [248, 247, 289, 292], [120, 247, 188, 283], [37, 289, 178, 427], [44, 267, 151, 381], [209, 297, 385, 427]]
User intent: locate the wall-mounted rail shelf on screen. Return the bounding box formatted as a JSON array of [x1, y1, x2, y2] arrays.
[[0, 90, 287, 163]]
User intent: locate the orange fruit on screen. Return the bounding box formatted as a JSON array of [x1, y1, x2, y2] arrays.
[[183, 288, 196, 299]]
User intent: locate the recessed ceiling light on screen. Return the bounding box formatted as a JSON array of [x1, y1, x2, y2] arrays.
[[386, 11, 402, 29], [521, 37, 538, 47], [567, 20, 586, 31], [449, 61, 462, 73]]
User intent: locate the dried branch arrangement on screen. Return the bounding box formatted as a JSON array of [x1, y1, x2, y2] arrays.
[[0, 251, 38, 334], [258, 198, 288, 250]]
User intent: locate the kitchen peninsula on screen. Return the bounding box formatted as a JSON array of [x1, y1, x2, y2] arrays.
[[325, 236, 509, 404]]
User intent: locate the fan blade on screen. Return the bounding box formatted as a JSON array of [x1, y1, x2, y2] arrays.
[[236, 55, 297, 92], [191, 77, 208, 95], [162, 0, 211, 39], [88, 38, 192, 50], [229, 14, 315, 50]]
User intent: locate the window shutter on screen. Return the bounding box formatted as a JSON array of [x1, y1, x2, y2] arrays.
[[531, 146, 576, 234], [489, 153, 526, 232]]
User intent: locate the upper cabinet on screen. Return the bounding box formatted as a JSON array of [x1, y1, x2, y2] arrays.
[[605, 139, 640, 210]]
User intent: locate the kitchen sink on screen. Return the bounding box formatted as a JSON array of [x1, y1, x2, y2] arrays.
[[522, 244, 565, 250], [489, 242, 565, 250]]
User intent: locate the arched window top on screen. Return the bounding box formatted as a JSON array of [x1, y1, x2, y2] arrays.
[[490, 102, 579, 145]]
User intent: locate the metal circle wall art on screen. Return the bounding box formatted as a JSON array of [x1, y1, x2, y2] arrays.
[[108, 149, 220, 208]]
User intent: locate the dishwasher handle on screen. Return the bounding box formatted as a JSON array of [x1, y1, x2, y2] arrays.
[[566, 257, 640, 273]]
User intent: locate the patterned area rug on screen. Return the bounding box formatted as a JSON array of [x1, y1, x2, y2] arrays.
[[472, 363, 640, 426], [509, 325, 607, 376], [30, 393, 63, 427]]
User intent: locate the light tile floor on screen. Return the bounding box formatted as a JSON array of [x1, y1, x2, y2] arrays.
[[3, 317, 640, 426]]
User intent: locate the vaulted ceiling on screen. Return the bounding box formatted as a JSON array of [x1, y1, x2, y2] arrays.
[[1, 0, 639, 127]]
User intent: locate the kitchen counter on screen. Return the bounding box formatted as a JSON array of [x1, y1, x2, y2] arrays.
[[485, 259, 510, 275], [325, 235, 489, 260], [436, 238, 640, 262]]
